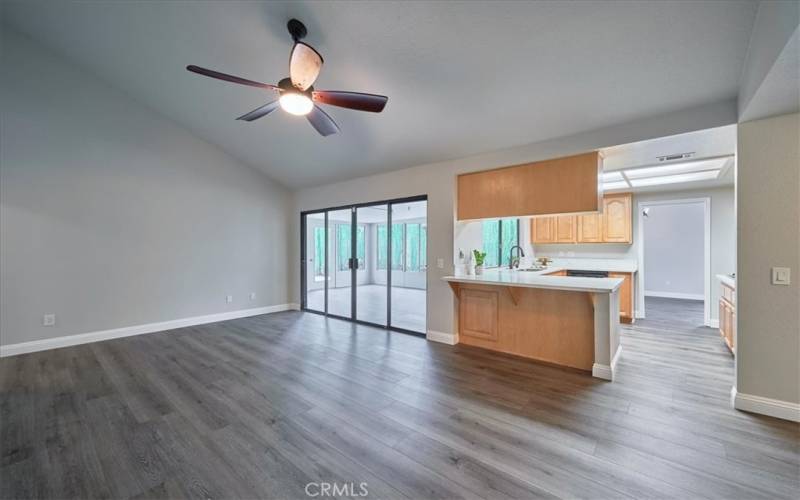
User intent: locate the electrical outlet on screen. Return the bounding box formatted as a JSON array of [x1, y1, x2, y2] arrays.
[[249, 292, 257, 301], [226, 295, 233, 303], [43, 314, 56, 327]]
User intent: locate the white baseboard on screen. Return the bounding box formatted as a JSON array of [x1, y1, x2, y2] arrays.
[[731, 386, 800, 422], [426, 330, 457, 345], [645, 290, 704, 301], [593, 346, 622, 381], [0, 303, 300, 358], [706, 319, 720, 328], [635, 309, 645, 319]]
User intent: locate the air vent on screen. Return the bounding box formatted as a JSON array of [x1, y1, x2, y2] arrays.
[[657, 152, 695, 162]]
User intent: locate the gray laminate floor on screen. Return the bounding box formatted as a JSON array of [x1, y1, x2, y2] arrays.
[[1, 298, 798, 499]]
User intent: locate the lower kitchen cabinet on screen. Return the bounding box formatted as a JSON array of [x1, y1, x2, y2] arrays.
[[719, 280, 736, 355]]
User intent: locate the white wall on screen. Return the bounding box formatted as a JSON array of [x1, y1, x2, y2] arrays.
[[736, 112, 799, 407], [292, 100, 738, 336], [533, 187, 735, 321], [642, 202, 705, 299], [0, 29, 292, 347]]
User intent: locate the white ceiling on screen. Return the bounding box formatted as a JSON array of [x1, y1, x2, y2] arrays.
[[1, 1, 758, 189], [600, 124, 736, 193]]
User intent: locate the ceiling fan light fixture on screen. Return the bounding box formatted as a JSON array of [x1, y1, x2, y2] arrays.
[[279, 92, 313, 116]]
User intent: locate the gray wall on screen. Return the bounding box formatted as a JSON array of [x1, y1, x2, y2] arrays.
[[0, 30, 292, 347], [642, 202, 705, 298], [736, 112, 799, 404], [292, 100, 738, 335], [534, 187, 736, 321]]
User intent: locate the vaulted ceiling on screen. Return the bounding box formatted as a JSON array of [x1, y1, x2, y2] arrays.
[[2, 1, 758, 188]]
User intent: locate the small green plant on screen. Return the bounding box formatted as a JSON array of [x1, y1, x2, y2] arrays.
[[473, 250, 487, 266]]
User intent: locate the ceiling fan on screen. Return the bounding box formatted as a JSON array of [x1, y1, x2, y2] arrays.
[[187, 19, 388, 137]]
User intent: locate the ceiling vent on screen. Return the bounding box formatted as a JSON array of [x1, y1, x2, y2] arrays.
[[657, 152, 695, 162]]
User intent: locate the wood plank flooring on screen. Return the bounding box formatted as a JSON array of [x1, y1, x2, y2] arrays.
[[1, 297, 798, 499]]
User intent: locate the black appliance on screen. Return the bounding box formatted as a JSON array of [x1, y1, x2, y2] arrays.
[[566, 270, 609, 278]]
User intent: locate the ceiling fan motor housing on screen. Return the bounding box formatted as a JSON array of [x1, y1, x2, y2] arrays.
[[278, 77, 313, 95]]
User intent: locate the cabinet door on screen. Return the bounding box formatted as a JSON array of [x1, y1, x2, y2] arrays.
[[610, 272, 632, 321], [531, 217, 556, 244], [602, 193, 632, 243], [719, 300, 728, 339], [555, 215, 577, 243], [577, 213, 603, 243]]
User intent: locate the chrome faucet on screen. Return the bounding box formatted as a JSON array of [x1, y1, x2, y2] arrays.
[[509, 245, 525, 269]]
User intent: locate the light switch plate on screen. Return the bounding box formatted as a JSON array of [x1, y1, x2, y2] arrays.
[[771, 267, 790, 286], [437, 258, 444, 269], [43, 314, 56, 326]]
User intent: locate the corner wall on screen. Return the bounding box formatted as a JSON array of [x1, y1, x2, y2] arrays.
[[0, 29, 293, 349], [735, 112, 800, 414]]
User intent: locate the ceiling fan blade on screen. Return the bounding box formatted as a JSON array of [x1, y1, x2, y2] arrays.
[[312, 90, 388, 113], [306, 105, 340, 137], [289, 42, 323, 91], [187, 65, 278, 91], [236, 100, 280, 122]]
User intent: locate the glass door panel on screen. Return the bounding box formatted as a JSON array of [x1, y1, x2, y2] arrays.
[[303, 212, 326, 312], [356, 204, 388, 326], [389, 200, 427, 333], [327, 208, 353, 318]]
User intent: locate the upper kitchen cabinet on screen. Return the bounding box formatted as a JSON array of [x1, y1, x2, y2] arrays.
[[531, 193, 633, 244], [531, 217, 556, 243], [601, 193, 632, 243], [577, 213, 603, 243], [457, 152, 602, 220]]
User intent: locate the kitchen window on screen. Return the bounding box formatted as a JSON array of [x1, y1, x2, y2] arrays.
[[482, 218, 520, 268]]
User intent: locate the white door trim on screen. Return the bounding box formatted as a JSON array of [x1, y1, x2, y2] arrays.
[[637, 197, 712, 326]]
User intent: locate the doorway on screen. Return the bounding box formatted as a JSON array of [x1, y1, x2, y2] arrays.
[[300, 196, 427, 335], [638, 198, 711, 325]]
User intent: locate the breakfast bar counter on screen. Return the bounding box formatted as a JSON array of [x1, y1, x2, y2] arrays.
[[443, 269, 622, 380]]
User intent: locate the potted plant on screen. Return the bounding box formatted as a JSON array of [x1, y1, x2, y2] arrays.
[[473, 250, 487, 275]]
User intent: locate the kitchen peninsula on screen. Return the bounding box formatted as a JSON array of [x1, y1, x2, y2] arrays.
[[443, 268, 623, 380]]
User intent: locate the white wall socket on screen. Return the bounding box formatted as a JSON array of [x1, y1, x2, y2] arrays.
[[226, 295, 233, 303], [42, 314, 56, 326], [771, 267, 791, 286], [437, 258, 444, 269], [249, 292, 257, 301]]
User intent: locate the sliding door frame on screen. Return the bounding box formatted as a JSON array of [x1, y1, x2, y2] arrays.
[[300, 194, 428, 337]]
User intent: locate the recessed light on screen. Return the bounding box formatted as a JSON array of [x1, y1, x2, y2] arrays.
[[624, 157, 729, 179], [603, 181, 630, 190], [601, 171, 624, 182], [628, 170, 721, 187]]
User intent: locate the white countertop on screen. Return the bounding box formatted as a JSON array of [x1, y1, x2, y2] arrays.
[[543, 258, 638, 273], [443, 268, 624, 293], [716, 274, 736, 289]]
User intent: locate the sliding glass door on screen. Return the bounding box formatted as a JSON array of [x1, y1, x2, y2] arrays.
[[356, 204, 388, 326], [301, 196, 427, 335]]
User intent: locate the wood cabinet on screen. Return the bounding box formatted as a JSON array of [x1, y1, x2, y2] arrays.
[[531, 217, 556, 243], [610, 272, 634, 323], [719, 282, 735, 355], [457, 152, 602, 220], [602, 193, 632, 243], [531, 193, 632, 245], [577, 213, 603, 243], [555, 215, 577, 243]]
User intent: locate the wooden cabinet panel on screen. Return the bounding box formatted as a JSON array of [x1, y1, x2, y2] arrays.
[[531, 217, 556, 244], [602, 193, 632, 243], [555, 215, 577, 243], [459, 289, 499, 341], [457, 152, 602, 220], [719, 286, 735, 355], [610, 272, 633, 322], [577, 213, 603, 243]]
